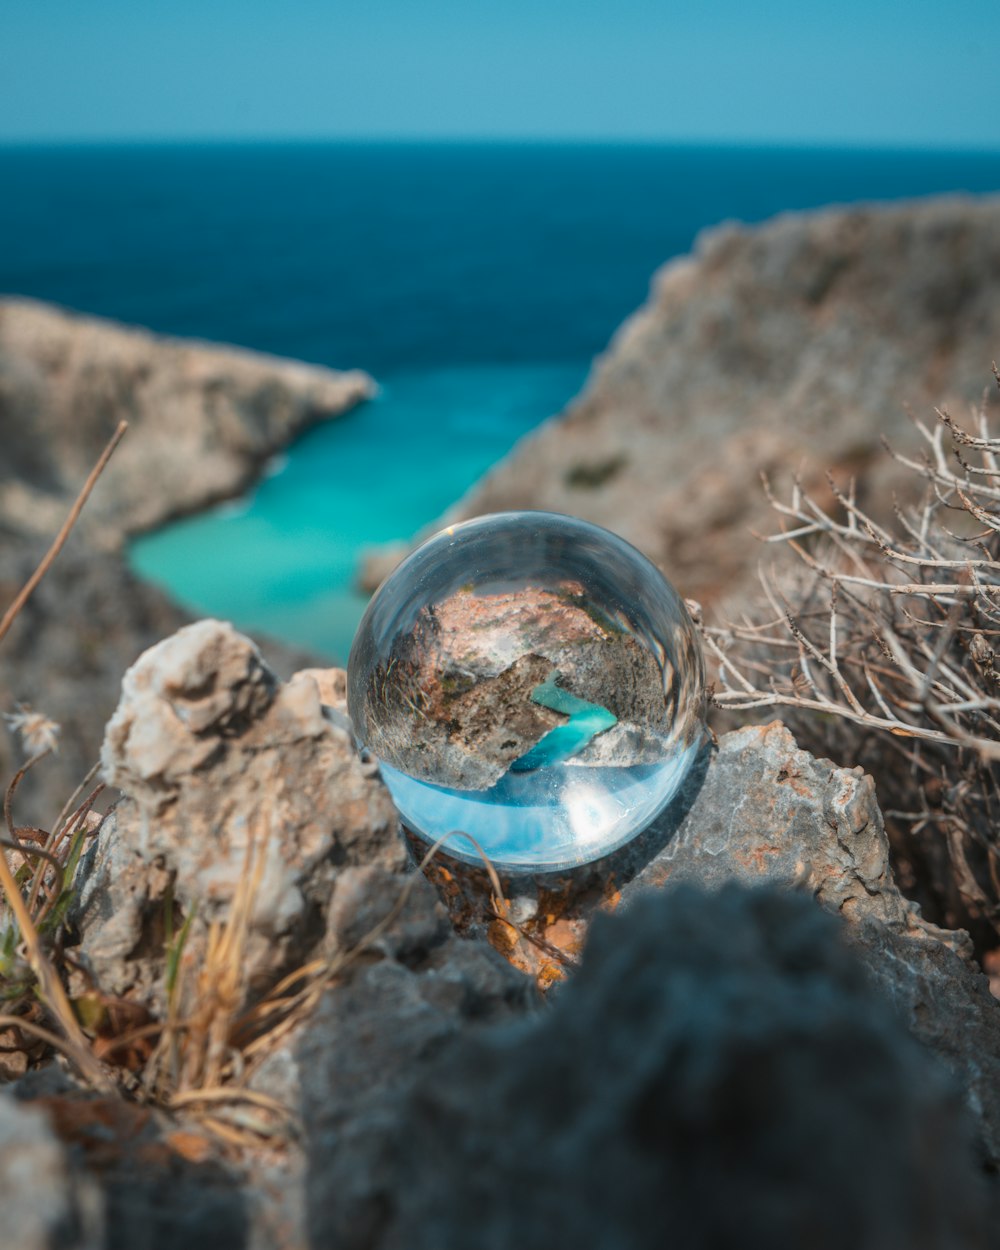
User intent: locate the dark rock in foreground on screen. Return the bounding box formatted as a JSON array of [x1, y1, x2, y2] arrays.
[[422, 720, 1000, 1171], [378, 886, 987, 1250], [626, 721, 1000, 1164]]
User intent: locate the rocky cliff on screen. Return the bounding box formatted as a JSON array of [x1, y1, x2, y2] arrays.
[[0, 297, 374, 544], [362, 195, 1000, 610], [0, 299, 374, 821]]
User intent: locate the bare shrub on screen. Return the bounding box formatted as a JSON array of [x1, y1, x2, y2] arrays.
[[704, 368, 1000, 947]]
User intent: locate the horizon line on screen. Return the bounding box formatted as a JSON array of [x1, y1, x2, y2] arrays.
[[2, 134, 1000, 157]]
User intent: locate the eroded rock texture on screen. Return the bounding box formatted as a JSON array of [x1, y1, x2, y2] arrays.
[[417, 722, 1000, 1169], [70, 621, 533, 1248], [626, 722, 1000, 1165], [25, 625, 1000, 1248], [77, 620, 403, 1004], [361, 195, 1000, 610], [0, 297, 374, 543]]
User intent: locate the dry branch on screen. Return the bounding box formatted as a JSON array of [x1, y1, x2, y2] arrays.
[[704, 372, 1000, 940], [0, 420, 127, 645]]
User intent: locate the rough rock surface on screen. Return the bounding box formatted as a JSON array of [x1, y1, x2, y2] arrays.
[[26, 625, 1000, 1246], [0, 297, 374, 543], [374, 886, 988, 1250], [626, 722, 1000, 1163], [418, 721, 1000, 1167], [0, 1092, 103, 1249], [361, 195, 1000, 609], [68, 622, 534, 1247], [77, 620, 403, 1003]]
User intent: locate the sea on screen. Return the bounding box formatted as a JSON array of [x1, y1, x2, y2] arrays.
[[2, 141, 999, 661]]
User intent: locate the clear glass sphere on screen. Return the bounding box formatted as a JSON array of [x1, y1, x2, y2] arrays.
[[347, 511, 705, 872]]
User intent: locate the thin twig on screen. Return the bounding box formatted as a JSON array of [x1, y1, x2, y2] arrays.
[[0, 421, 127, 645]]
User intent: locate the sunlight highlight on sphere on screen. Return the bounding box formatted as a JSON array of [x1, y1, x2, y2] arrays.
[[347, 512, 705, 871]]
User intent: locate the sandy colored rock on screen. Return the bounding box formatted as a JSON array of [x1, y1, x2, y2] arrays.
[[77, 621, 402, 1004], [0, 296, 375, 544], [363, 195, 1000, 611], [69, 622, 533, 1249]]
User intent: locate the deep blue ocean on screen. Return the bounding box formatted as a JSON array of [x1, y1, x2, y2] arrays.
[[2, 142, 999, 660]]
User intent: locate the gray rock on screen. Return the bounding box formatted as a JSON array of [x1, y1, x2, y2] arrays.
[[625, 721, 1000, 1163], [243, 716, 1000, 1248], [65, 618, 534, 1246], [55, 631, 1000, 1247], [375, 885, 988, 1250], [413, 720, 1000, 1170], [250, 866, 535, 1249], [0, 1093, 103, 1250]]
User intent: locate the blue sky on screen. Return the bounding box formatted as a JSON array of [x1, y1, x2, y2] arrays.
[[2, 0, 997, 147]]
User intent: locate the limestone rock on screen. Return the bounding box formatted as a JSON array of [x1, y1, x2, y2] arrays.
[[0, 296, 374, 544], [56, 635, 1000, 1245], [76, 621, 401, 1003], [362, 195, 1000, 611], [0, 1093, 103, 1250]]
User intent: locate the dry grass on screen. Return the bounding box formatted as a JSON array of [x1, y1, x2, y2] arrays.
[[0, 412, 538, 1162], [0, 422, 128, 1088], [1, 439, 517, 1143], [704, 367, 1000, 942]]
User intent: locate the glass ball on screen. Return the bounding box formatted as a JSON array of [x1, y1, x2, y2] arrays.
[[347, 511, 705, 872]]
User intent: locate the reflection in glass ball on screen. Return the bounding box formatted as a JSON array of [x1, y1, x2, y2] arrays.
[[347, 512, 705, 872]]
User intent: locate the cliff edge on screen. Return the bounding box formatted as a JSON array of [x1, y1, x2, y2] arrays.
[[363, 195, 1000, 609], [0, 298, 374, 821], [0, 297, 375, 545]]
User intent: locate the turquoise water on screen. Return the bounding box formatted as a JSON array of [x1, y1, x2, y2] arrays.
[[3, 142, 998, 661], [130, 361, 587, 659], [378, 749, 696, 871], [510, 674, 618, 772]]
